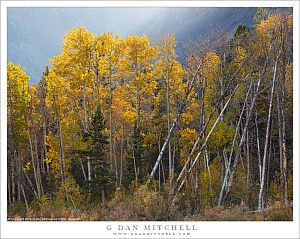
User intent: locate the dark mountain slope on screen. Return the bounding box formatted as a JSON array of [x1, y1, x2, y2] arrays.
[[142, 8, 257, 58]]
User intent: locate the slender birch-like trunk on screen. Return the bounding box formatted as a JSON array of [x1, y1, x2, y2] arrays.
[[173, 85, 239, 202], [255, 109, 262, 183], [258, 55, 279, 212], [79, 158, 87, 181], [57, 117, 66, 185], [147, 64, 202, 184], [166, 66, 172, 184], [109, 74, 114, 172], [28, 132, 41, 199]]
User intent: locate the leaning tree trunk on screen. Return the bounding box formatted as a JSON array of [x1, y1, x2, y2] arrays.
[[258, 54, 279, 212], [281, 86, 288, 204], [148, 51, 254, 185], [218, 81, 252, 205], [219, 42, 275, 204], [172, 85, 239, 203], [222, 78, 262, 204], [146, 64, 202, 184], [255, 109, 262, 183]]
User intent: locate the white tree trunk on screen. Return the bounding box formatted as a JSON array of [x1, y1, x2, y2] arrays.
[[258, 55, 279, 212]]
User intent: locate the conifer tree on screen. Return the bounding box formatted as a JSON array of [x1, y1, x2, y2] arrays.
[[88, 107, 115, 201]]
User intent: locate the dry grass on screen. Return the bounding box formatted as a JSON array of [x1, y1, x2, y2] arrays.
[[8, 192, 293, 221]]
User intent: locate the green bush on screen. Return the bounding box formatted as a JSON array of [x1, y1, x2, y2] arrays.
[[29, 198, 41, 212], [14, 200, 27, 217]]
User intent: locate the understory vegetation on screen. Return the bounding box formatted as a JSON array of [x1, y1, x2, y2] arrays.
[[7, 8, 293, 221]]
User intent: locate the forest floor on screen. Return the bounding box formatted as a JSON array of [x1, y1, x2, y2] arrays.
[[8, 201, 293, 221]]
